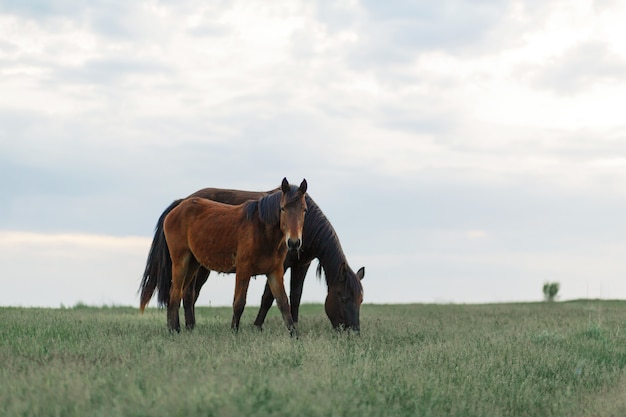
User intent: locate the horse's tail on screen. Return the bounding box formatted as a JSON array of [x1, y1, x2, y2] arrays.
[[139, 199, 183, 312]]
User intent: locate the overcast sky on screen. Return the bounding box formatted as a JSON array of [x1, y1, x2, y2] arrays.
[[1, 0, 626, 309]]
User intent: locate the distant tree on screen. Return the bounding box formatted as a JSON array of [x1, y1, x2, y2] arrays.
[[543, 282, 560, 302]]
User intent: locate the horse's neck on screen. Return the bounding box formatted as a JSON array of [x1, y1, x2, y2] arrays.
[[259, 220, 286, 250], [303, 212, 347, 281], [317, 241, 347, 281]]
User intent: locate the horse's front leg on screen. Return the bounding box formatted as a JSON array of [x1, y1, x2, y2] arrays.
[[267, 268, 297, 337], [231, 272, 251, 333]]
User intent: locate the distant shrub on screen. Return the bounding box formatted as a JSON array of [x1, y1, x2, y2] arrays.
[[542, 282, 560, 302]]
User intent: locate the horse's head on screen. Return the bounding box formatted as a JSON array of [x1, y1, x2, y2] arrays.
[[279, 178, 308, 251], [325, 264, 365, 333]]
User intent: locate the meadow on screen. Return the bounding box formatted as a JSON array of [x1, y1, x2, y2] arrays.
[[1, 301, 625, 417]]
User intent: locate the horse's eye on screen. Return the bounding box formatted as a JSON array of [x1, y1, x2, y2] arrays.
[[340, 296, 348, 303], [280, 207, 285, 212]]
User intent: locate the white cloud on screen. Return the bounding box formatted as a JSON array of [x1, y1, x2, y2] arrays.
[[357, 241, 626, 303], [0, 230, 143, 245], [2, 0, 626, 306], [0, 231, 150, 307], [0, 230, 327, 308]]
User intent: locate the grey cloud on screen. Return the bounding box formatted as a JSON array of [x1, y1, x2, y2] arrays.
[[0, 158, 101, 199], [0, 0, 82, 18], [0, 0, 155, 39], [336, 174, 626, 259], [376, 102, 459, 137], [50, 57, 173, 86], [314, 1, 361, 28], [307, 0, 557, 88], [527, 41, 626, 95], [544, 127, 626, 162], [0, 155, 117, 234], [186, 23, 231, 38], [350, 0, 510, 64], [0, 107, 335, 236]]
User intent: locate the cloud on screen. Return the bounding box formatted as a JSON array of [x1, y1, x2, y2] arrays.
[[2, 0, 625, 195], [0, 0, 83, 19], [51, 57, 173, 85], [0, 0, 162, 38], [0, 230, 148, 249], [353, 240, 626, 303], [0, 231, 150, 307], [2, 0, 626, 306], [0, 230, 327, 308], [528, 41, 626, 94]]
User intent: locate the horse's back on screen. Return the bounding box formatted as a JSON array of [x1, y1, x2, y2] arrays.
[[164, 197, 247, 272], [188, 190, 321, 268], [189, 188, 275, 205]]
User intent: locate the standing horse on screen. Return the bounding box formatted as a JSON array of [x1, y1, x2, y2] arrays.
[[139, 186, 364, 332], [160, 178, 307, 335]]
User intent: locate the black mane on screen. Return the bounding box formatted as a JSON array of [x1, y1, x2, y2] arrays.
[[244, 191, 278, 226], [244, 190, 362, 298], [303, 195, 363, 297], [244, 184, 303, 227]]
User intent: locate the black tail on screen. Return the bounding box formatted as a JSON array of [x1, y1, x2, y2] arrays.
[[139, 199, 183, 311]]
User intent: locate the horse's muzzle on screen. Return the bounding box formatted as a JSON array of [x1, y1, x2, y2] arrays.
[[287, 238, 302, 251]]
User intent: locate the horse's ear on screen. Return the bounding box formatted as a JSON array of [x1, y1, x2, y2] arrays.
[[281, 177, 290, 193], [339, 263, 347, 282], [298, 179, 307, 194], [356, 267, 365, 281]]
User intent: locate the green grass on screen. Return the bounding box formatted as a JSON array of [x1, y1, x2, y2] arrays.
[[1, 301, 626, 417]]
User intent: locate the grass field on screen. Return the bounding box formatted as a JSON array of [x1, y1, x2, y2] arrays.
[[1, 301, 626, 417]]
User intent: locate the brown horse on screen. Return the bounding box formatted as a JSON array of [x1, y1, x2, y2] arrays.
[[140, 187, 364, 333], [161, 178, 307, 335]]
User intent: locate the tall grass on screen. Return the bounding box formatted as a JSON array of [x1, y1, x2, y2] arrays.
[[1, 301, 625, 417]]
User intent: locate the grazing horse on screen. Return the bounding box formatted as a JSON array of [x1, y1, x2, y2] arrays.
[[159, 178, 307, 335], [139, 186, 365, 332]]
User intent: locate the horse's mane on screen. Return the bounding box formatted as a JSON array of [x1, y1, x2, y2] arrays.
[[243, 184, 302, 227], [304, 196, 363, 297], [243, 189, 363, 298]]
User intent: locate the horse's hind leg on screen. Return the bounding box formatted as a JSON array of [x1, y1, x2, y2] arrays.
[[168, 252, 196, 332], [183, 266, 209, 330], [167, 259, 185, 332], [267, 269, 297, 337]]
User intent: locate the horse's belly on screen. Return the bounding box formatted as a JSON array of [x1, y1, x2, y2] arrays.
[[201, 252, 237, 273], [193, 238, 282, 275], [196, 248, 237, 273], [248, 257, 283, 276], [203, 254, 280, 276]]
